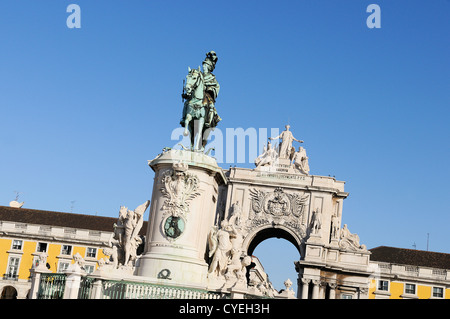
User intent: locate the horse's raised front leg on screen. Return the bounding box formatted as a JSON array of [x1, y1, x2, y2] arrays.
[[183, 114, 192, 136]]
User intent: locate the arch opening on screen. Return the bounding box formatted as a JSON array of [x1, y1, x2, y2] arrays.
[[1, 286, 18, 299], [246, 227, 302, 295], [247, 227, 302, 257]]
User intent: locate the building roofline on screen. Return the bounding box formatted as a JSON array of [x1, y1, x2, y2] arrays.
[[369, 245, 450, 270], [0, 205, 147, 236]]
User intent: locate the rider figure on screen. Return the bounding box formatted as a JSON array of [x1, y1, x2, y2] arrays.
[[202, 51, 221, 128]]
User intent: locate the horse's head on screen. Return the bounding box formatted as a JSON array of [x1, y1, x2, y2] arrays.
[[185, 66, 203, 97]]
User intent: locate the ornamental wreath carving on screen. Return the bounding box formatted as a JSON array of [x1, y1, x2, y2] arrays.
[[160, 162, 200, 218]]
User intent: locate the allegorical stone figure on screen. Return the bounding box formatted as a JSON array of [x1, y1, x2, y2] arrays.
[[331, 213, 340, 239], [207, 220, 232, 277], [269, 125, 303, 159], [310, 208, 322, 234], [339, 224, 367, 251], [292, 146, 310, 174], [254, 141, 278, 168], [111, 201, 150, 268]]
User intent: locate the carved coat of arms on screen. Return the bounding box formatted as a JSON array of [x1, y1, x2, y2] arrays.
[[160, 162, 200, 218], [249, 187, 309, 218]]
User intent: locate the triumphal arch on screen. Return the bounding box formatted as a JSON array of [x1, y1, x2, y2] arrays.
[[217, 125, 371, 299], [31, 52, 372, 299]]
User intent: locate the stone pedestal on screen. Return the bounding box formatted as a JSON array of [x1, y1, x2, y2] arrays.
[[137, 149, 226, 289]]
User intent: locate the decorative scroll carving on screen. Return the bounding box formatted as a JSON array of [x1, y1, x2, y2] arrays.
[[160, 162, 200, 218]]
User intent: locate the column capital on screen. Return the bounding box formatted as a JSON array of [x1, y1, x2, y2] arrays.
[[301, 278, 311, 285], [328, 282, 338, 289], [312, 279, 321, 286]]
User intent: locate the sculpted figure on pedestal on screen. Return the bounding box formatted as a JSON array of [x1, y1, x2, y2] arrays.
[[207, 220, 232, 277], [33, 252, 49, 271], [292, 146, 310, 175], [67, 253, 86, 273], [331, 213, 340, 240], [310, 208, 322, 235], [269, 125, 304, 159], [339, 224, 367, 251], [208, 212, 251, 284], [225, 223, 251, 283], [254, 141, 278, 168], [229, 201, 242, 227], [110, 200, 150, 268], [180, 51, 221, 152]]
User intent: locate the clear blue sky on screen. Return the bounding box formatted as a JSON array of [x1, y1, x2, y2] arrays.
[[1, 1, 449, 292]]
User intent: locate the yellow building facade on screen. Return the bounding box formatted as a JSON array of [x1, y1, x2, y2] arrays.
[[369, 279, 450, 299], [1, 206, 449, 299], [0, 206, 125, 299], [368, 246, 450, 299]]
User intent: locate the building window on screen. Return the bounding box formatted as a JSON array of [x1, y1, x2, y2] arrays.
[[432, 287, 444, 298], [341, 294, 353, 299], [6, 257, 20, 280], [405, 284, 416, 295], [12, 240, 23, 250], [378, 280, 389, 291], [84, 264, 95, 274], [61, 245, 72, 255], [86, 247, 97, 258], [58, 261, 70, 272], [36, 242, 48, 252]]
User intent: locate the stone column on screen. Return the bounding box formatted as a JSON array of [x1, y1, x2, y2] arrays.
[[319, 281, 328, 299], [28, 253, 51, 299], [90, 279, 104, 299], [300, 278, 310, 299], [311, 280, 320, 299], [28, 268, 51, 299], [137, 150, 226, 289], [329, 283, 337, 299], [63, 271, 82, 299], [359, 287, 369, 299]]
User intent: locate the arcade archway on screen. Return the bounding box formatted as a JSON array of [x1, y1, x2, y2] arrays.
[[1, 286, 17, 299]]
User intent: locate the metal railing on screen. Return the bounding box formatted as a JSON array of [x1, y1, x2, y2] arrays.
[[36, 272, 275, 299], [78, 276, 95, 299], [101, 280, 228, 299], [37, 273, 66, 299]]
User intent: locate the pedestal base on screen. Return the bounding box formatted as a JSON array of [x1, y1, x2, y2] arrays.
[[136, 149, 226, 289], [138, 252, 209, 288]]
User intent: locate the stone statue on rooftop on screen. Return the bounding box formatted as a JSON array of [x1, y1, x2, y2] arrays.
[[339, 224, 367, 251], [269, 125, 303, 159], [254, 141, 278, 168], [180, 51, 221, 152], [292, 146, 310, 175]]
